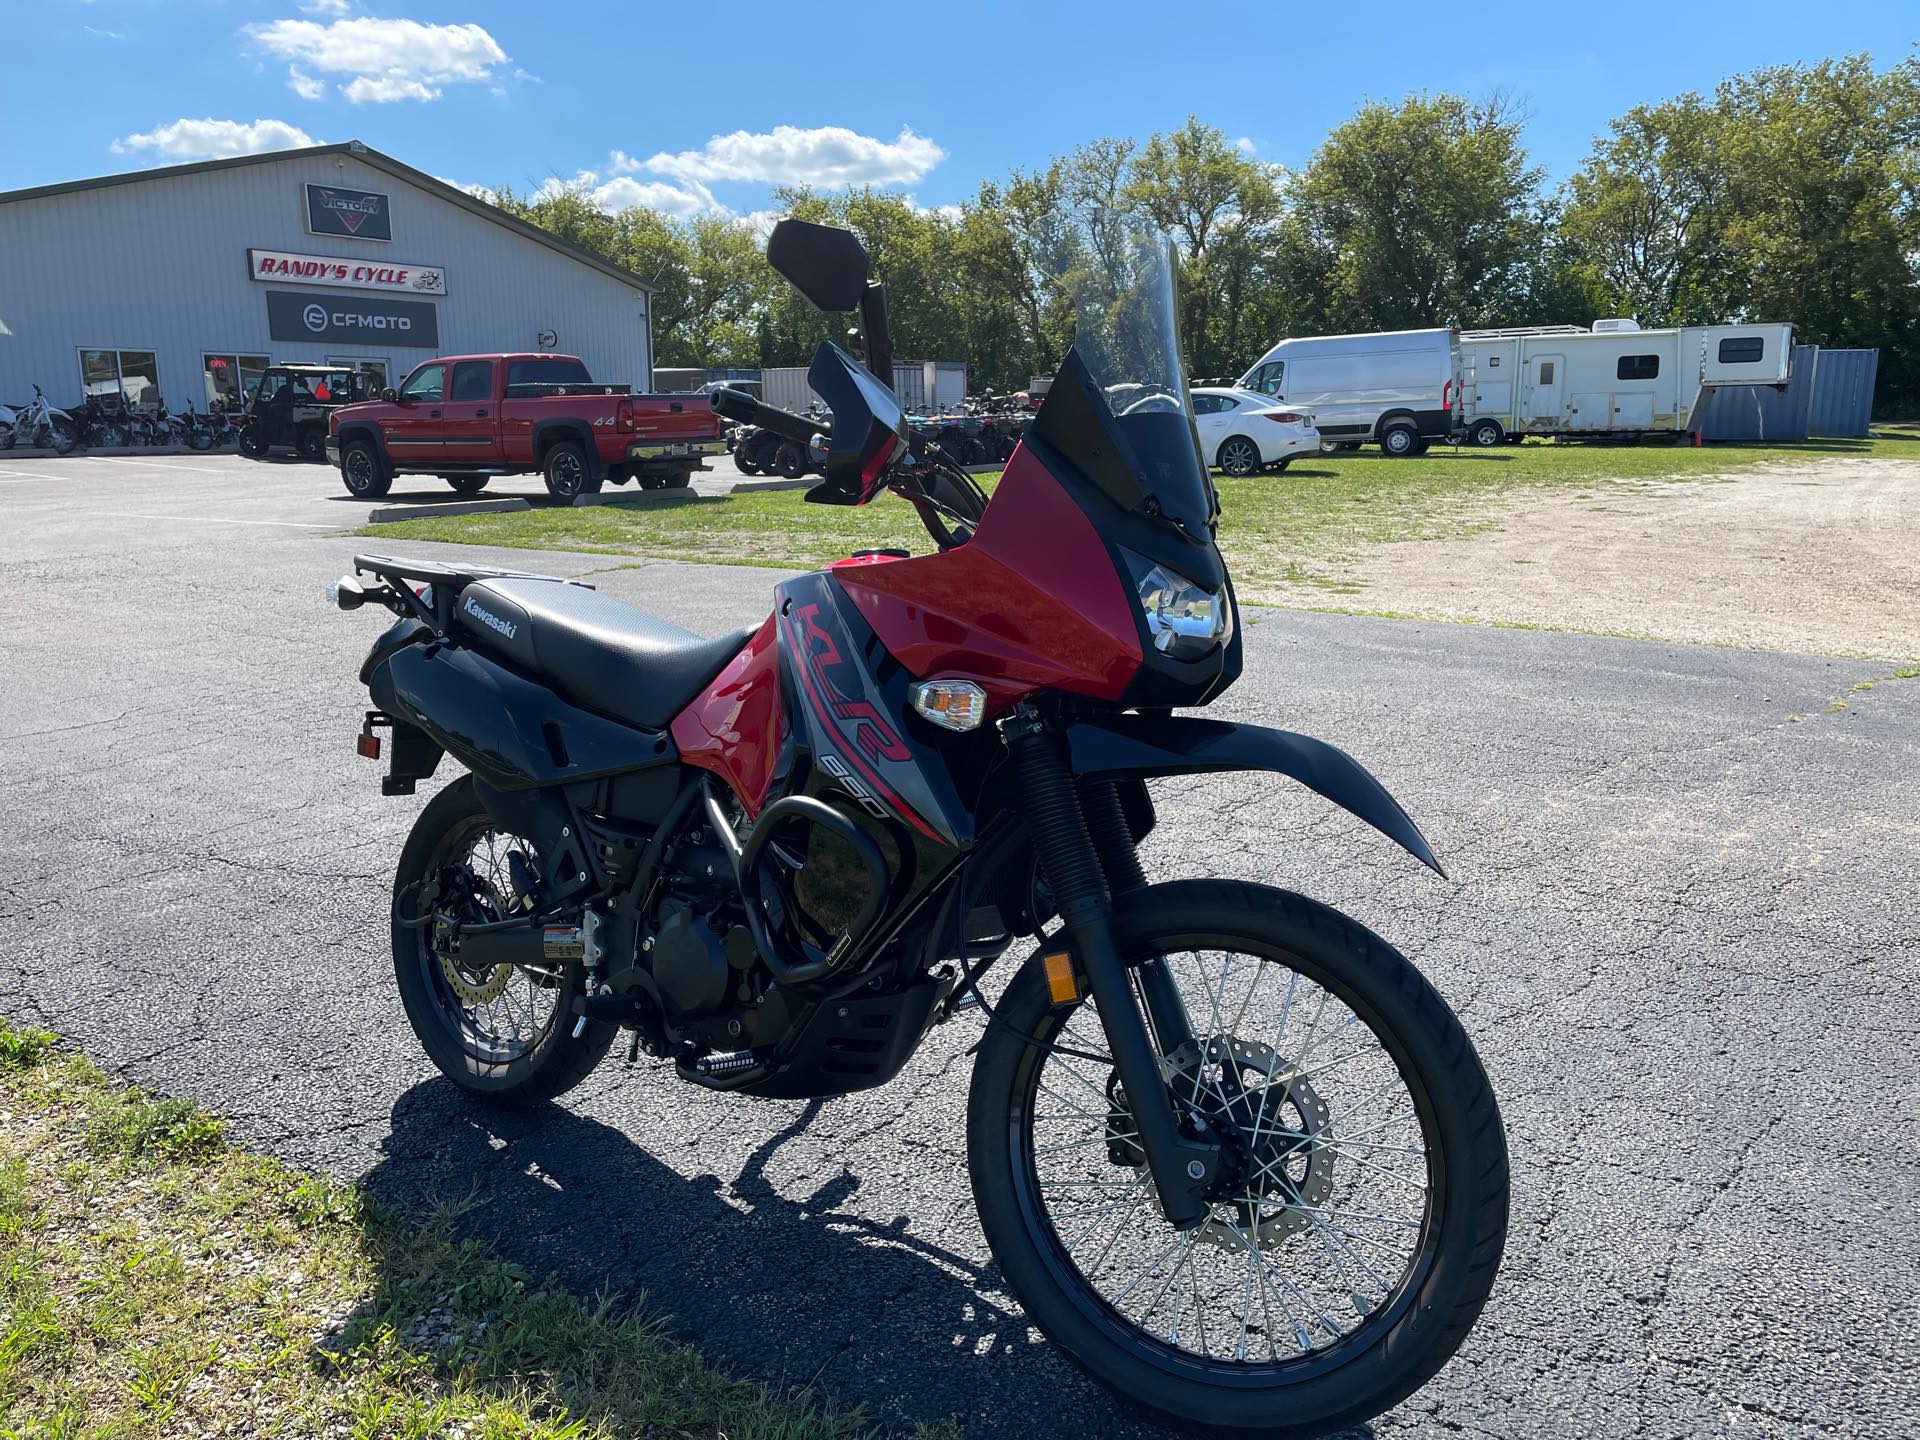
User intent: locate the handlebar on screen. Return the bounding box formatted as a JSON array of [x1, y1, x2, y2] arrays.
[[709, 387, 821, 445]]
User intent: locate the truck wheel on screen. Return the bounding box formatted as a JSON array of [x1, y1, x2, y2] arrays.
[[445, 475, 488, 496], [1379, 422, 1420, 458], [1468, 419, 1504, 447], [341, 439, 391, 498], [238, 424, 269, 459], [543, 441, 599, 499], [297, 427, 327, 462], [771, 441, 807, 479]]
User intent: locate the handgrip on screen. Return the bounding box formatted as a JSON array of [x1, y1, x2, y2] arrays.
[[709, 387, 819, 444]]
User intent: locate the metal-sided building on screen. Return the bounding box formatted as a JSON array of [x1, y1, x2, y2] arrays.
[[0, 140, 654, 413]]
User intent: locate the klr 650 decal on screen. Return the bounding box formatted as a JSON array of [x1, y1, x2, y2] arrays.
[[779, 588, 956, 846]]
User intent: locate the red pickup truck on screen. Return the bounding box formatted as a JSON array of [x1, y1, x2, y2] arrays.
[[327, 352, 726, 500]]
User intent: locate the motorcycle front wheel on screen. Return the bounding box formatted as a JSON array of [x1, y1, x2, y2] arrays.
[[968, 879, 1507, 1439]]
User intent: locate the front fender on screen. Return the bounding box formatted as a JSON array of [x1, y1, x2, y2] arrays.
[[1064, 713, 1444, 877]]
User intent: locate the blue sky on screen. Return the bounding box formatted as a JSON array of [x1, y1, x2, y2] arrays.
[[2, 0, 1912, 215]]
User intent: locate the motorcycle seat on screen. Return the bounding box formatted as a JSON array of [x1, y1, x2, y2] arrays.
[[454, 576, 751, 733]]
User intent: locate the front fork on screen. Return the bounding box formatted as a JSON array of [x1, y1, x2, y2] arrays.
[[1003, 710, 1220, 1228]]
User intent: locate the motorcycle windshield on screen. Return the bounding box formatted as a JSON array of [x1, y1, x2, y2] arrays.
[[1029, 209, 1217, 541]]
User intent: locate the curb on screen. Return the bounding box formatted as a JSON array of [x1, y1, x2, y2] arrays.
[[729, 477, 813, 493], [572, 486, 711, 508], [368, 497, 531, 523], [1, 444, 224, 460]]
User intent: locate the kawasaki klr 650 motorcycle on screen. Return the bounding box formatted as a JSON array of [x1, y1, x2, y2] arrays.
[[332, 214, 1507, 1438]]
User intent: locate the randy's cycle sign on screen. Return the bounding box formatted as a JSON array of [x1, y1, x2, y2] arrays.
[[305, 183, 392, 241], [265, 289, 438, 347]]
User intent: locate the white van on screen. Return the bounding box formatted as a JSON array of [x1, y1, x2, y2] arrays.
[[1240, 328, 1459, 457], [1458, 322, 1792, 444]]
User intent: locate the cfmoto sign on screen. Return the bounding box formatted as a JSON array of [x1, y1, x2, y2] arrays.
[[265, 289, 439, 347]]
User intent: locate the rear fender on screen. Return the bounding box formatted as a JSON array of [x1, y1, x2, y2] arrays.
[[1064, 714, 1443, 876]]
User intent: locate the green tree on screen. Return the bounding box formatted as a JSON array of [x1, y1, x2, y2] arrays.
[[1286, 91, 1547, 332], [1124, 118, 1288, 377]]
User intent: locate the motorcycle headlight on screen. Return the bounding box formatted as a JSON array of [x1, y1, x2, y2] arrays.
[[1124, 550, 1233, 660]]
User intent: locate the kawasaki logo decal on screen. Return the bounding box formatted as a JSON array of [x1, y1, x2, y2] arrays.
[[463, 596, 517, 639]]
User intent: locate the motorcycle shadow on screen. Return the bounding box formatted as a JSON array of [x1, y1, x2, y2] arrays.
[[352, 1078, 1379, 1439]]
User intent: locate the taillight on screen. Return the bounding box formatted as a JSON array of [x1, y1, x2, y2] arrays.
[[617, 397, 635, 432], [1442, 379, 1453, 411], [1262, 411, 1306, 424]]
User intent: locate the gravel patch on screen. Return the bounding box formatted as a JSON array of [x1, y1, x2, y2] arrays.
[[1288, 456, 1920, 659]]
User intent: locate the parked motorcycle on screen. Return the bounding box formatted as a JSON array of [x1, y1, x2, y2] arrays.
[[332, 214, 1506, 1439], [0, 400, 15, 450], [7, 385, 79, 453], [69, 394, 130, 449]]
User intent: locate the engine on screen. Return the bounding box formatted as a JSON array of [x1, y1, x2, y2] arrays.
[[650, 895, 757, 1023]]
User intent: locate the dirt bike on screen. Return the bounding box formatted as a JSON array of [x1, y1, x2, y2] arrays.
[[8, 386, 79, 453], [331, 214, 1507, 1438]]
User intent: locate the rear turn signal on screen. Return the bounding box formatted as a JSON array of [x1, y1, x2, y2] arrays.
[[909, 679, 987, 732], [356, 733, 382, 760]]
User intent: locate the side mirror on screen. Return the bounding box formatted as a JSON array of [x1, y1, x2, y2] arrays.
[[382, 387, 400, 403], [766, 219, 871, 312]]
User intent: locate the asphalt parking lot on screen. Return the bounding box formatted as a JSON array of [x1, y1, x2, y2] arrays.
[[4, 451, 1917, 1438]]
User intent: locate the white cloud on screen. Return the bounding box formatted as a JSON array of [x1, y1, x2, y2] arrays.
[[533, 167, 715, 219], [111, 117, 320, 163], [732, 209, 782, 242], [83, 24, 125, 39], [1234, 136, 1257, 154], [341, 74, 439, 103], [245, 17, 507, 104], [607, 149, 643, 175], [645, 125, 944, 188], [435, 176, 498, 199], [300, 0, 353, 14], [287, 66, 325, 100]]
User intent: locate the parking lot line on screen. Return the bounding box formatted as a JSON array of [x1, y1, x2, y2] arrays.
[[0, 467, 70, 482], [94, 511, 334, 529], [94, 456, 246, 476]]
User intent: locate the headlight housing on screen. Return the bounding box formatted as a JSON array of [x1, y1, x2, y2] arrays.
[[1123, 549, 1233, 660]]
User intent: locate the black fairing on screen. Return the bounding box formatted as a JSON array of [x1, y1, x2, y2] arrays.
[[1030, 346, 1221, 559], [1017, 425, 1243, 709], [803, 342, 907, 507], [763, 571, 976, 975]]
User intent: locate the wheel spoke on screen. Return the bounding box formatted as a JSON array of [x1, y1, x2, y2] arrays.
[[1020, 943, 1432, 1372]]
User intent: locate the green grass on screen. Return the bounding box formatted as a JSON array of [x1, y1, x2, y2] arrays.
[[0, 1016, 938, 1440], [354, 434, 1911, 601]]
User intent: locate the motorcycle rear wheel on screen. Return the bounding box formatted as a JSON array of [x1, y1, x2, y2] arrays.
[[390, 777, 616, 1106], [968, 880, 1507, 1439]]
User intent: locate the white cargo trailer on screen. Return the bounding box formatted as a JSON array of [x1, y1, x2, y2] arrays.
[[758, 359, 967, 414], [1457, 321, 1792, 444]]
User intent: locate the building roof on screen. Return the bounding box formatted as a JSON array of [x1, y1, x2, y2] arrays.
[[0, 141, 655, 296]]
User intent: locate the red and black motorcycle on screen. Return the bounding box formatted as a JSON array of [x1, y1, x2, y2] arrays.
[[333, 214, 1507, 1438]]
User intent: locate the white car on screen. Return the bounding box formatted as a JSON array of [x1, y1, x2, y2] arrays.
[[1190, 387, 1318, 476]]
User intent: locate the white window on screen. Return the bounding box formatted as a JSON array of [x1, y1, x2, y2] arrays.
[[204, 353, 270, 411], [80, 349, 159, 409]]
